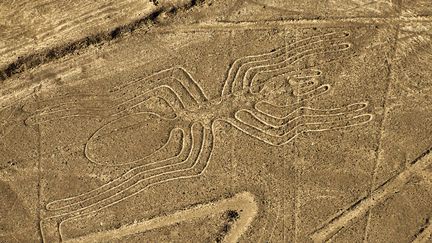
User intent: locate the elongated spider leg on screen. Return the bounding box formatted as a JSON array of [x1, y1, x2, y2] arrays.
[[40, 122, 213, 243], [24, 88, 178, 126], [25, 87, 185, 126], [23, 94, 121, 125], [235, 102, 371, 137], [221, 31, 350, 96], [228, 114, 372, 146], [247, 41, 352, 93], [252, 102, 370, 126], [46, 124, 191, 212], [232, 31, 350, 93], [113, 66, 208, 111], [243, 32, 350, 89], [233, 32, 348, 95], [222, 46, 286, 96], [22, 94, 112, 112], [45, 122, 213, 218], [228, 102, 372, 146], [24, 104, 114, 126], [25, 67, 207, 125], [116, 85, 184, 111]]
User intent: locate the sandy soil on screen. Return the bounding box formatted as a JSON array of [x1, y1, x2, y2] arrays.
[[0, 0, 431, 242]]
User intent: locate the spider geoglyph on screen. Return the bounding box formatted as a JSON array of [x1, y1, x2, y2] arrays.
[[24, 30, 373, 242]]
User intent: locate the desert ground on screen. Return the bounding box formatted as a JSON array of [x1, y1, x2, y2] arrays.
[[1, 0, 432, 242]]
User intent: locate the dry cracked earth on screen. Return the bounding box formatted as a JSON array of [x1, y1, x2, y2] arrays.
[[1, 0, 432, 242]]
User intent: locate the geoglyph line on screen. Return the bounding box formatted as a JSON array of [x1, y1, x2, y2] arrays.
[[25, 67, 209, 125], [234, 103, 370, 138], [224, 31, 343, 94], [43, 67, 212, 212], [40, 123, 215, 242], [63, 192, 258, 243], [310, 147, 432, 242], [222, 31, 351, 95], [48, 123, 202, 213]]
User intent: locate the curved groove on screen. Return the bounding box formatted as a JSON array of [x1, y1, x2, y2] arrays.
[[243, 41, 349, 90], [47, 122, 209, 216], [240, 32, 350, 93], [235, 108, 371, 137], [46, 124, 195, 211], [227, 113, 373, 146], [248, 43, 352, 93], [238, 102, 369, 129], [27, 66, 208, 125], [255, 101, 369, 121], [48, 122, 210, 225], [84, 116, 181, 166], [236, 36, 338, 93], [172, 66, 209, 103], [221, 31, 350, 96], [116, 85, 184, 112]]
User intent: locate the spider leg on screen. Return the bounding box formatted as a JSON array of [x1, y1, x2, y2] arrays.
[[25, 67, 207, 125], [23, 91, 165, 125], [247, 41, 351, 93], [254, 101, 369, 123], [237, 103, 370, 134], [113, 66, 208, 112], [45, 125, 189, 212], [289, 69, 324, 95], [259, 68, 329, 104], [229, 102, 372, 146], [290, 69, 332, 102], [222, 46, 287, 96], [22, 94, 112, 112], [40, 122, 213, 242], [24, 85, 190, 125], [43, 122, 213, 221], [23, 95, 115, 125], [221, 31, 349, 96]]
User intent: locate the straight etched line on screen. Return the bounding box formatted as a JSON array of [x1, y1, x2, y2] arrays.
[[293, 28, 301, 243], [363, 22, 400, 242], [37, 123, 43, 241], [310, 147, 432, 242], [283, 26, 288, 243], [216, 15, 432, 24]]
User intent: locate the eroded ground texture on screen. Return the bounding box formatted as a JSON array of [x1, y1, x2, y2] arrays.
[[1, 0, 432, 242]]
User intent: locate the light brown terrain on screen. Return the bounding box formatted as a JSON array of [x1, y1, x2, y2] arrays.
[[0, 0, 431, 242]]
